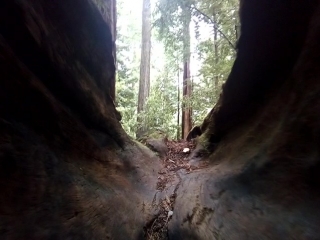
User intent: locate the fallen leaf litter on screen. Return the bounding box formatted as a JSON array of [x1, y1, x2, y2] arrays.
[[145, 140, 196, 240]]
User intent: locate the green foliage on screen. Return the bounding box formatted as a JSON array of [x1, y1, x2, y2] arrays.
[[116, 76, 138, 137], [115, 0, 141, 138], [191, 0, 239, 124], [152, 0, 239, 128], [138, 63, 179, 139]]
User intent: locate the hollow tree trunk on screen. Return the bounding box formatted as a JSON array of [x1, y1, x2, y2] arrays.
[[2, 0, 320, 239], [173, 0, 320, 239], [92, 0, 117, 101], [0, 0, 160, 238]]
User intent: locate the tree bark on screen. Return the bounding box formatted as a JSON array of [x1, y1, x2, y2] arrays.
[[92, 0, 117, 101], [137, 0, 151, 138], [109, 0, 117, 101], [0, 0, 160, 238], [213, 11, 219, 98], [177, 61, 181, 140], [181, 8, 192, 140], [2, 0, 320, 239]]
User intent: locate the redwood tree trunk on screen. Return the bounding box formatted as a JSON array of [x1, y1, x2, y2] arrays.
[[213, 11, 219, 98], [2, 0, 320, 239], [177, 61, 181, 140], [107, 0, 117, 101], [110, 0, 117, 100], [137, 0, 151, 138], [182, 62, 192, 139], [181, 8, 192, 140], [92, 0, 117, 100], [0, 0, 160, 238]]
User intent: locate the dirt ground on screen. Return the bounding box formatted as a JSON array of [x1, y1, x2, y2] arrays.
[[144, 140, 198, 240]]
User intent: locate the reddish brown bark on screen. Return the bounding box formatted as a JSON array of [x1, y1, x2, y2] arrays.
[[110, 0, 117, 100], [182, 61, 192, 139], [2, 0, 320, 239], [93, 0, 117, 100], [181, 7, 192, 140], [137, 0, 151, 138]]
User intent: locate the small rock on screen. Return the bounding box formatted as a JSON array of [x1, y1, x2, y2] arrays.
[[183, 148, 190, 153], [168, 211, 173, 217]]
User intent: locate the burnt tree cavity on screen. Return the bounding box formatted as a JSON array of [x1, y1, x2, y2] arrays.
[[1, 0, 320, 239]]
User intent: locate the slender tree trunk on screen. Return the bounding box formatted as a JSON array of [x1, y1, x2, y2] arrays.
[[181, 8, 192, 140], [177, 61, 180, 140], [136, 0, 151, 138], [213, 11, 219, 97], [182, 62, 192, 139]]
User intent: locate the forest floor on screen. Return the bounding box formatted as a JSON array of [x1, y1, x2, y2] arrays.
[[144, 139, 200, 240]]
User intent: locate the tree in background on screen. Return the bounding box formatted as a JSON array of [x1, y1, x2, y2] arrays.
[[115, 0, 239, 139], [181, 2, 193, 140], [116, 0, 141, 137], [154, 0, 193, 139], [137, 0, 152, 138], [142, 63, 179, 139], [191, 0, 239, 125]]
